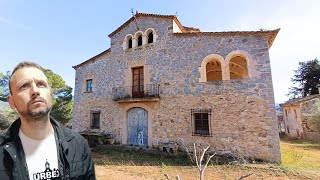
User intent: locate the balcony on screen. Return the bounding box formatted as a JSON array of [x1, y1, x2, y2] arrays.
[[112, 84, 160, 102]]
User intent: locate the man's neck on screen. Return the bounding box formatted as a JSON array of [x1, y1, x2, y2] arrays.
[[19, 116, 54, 141]]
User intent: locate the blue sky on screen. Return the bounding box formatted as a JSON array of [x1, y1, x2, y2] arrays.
[[0, 0, 319, 103]]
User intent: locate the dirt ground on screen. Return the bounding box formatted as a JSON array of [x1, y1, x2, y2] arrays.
[[95, 164, 312, 180]]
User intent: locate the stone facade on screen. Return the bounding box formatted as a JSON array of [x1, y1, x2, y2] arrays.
[[73, 12, 281, 162], [280, 93, 320, 142]]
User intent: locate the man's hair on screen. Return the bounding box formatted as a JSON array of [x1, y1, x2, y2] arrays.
[[9, 61, 45, 94]]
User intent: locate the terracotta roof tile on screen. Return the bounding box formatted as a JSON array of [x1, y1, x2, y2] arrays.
[[280, 94, 320, 107]]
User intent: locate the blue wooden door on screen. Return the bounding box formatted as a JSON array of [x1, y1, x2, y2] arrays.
[[128, 108, 148, 146]]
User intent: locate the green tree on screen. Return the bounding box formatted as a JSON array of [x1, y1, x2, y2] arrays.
[[0, 69, 73, 126], [288, 58, 320, 99], [0, 71, 10, 102]]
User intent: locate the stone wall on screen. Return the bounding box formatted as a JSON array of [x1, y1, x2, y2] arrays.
[[73, 15, 280, 162]]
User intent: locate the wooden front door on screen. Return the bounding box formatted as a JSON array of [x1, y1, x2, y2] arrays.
[[128, 108, 148, 146], [132, 67, 144, 98]]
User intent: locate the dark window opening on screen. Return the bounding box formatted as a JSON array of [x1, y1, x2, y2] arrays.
[[90, 110, 100, 129], [191, 109, 212, 136], [148, 32, 153, 43], [128, 38, 132, 49], [86, 79, 92, 92], [138, 35, 142, 46]]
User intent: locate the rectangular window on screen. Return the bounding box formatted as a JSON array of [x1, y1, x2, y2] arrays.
[[132, 67, 144, 98], [90, 110, 100, 129], [191, 109, 212, 136], [86, 79, 92, 92]]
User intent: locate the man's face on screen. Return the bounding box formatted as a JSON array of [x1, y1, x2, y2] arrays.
[[8, 67, 52, 120]]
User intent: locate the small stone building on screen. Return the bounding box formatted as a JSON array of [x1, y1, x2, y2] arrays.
[[72, 12, 281, 162], [280, 89, 320, 141]]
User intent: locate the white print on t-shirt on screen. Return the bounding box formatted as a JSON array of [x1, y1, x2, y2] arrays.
[[19, 129, 60, 180]]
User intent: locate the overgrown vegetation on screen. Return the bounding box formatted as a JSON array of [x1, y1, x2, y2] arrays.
[[92, 140, 320, 179], [309, 101, 320, 132]]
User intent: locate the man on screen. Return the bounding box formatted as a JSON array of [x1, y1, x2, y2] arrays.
[[0, 62, 95, 179]]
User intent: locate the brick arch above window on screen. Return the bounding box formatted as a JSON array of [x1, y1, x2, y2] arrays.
[[199, 54, 226, 82]]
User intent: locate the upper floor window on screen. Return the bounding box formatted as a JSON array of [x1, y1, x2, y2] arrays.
[[128, 38, 132, 49], [90, 110, 100, 129], [148, 32, 153, 43], [138, 35, 142, 46], [86, 79, 92, 92], [229, 56, 248, 80], [206, 60, 222, 81], [191, 109, 212, 136]]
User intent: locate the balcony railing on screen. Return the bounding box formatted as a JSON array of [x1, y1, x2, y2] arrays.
[[112, 84, 160, 101]]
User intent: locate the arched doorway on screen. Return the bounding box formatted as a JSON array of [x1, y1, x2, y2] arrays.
[[127, 107, 148, 146]]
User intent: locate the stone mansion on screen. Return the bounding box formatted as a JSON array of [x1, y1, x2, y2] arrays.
[[72, 12, 281, 162]]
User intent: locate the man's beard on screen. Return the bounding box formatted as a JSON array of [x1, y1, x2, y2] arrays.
[[23, 97, 52, 120]]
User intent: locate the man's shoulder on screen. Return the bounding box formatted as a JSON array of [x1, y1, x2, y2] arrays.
[[51, 119, 86, 143]]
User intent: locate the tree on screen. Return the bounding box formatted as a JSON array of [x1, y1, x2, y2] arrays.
[[0, 69, 73, 126], [0, 71, 10, 102], [288, 58, 320, 99]]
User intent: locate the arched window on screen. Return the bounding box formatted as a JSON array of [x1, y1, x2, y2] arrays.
[[138, 35, 142, 46], [229, 56, 248, 80], [148, 32, 153, 44], [128, 38, 132, 49], [206, 60, 222, 81]]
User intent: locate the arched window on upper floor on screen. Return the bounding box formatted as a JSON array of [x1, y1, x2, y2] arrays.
[[206, 60, 222, 81], [229, 56, 248, 80], [128, 38, 132, 49], [138, 34, 143, 46], [123, 34, 133, 50], [148, 32, 153, 44]]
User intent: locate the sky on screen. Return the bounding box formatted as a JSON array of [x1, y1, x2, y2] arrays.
[[0, 0, 319, 103]]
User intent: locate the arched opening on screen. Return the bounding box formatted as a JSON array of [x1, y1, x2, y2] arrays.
[[138, 35, 142, 46], [229, 56, 248, 80], [148, 32, 153, 43], [206, 60, 222, 81], [128, 38, 132, 48]]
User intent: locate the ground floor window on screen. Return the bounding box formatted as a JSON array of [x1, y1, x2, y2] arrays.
[[191, 109, 212, 136], [90, 110, 100, 129]]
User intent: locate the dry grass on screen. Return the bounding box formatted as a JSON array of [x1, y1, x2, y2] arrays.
[[281, 138, 320, 177], [92, 140, 320, 180]]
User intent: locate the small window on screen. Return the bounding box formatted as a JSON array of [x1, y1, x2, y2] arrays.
[[148, 32, 153, 44], [90, 110, 100, 129], [191, 109, 212, 136], [138, 35, 142, 46], [86, 79, 92, 92], [128, 38, 132, 49]]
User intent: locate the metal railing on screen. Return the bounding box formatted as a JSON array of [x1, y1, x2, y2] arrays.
[[112, 84, 160, 100]]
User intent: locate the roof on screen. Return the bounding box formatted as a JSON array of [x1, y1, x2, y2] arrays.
[[72, 48, 110, 70], [173, 29, 280, 48], [108, 12, 192, 37], [280, 94, 320, 107]]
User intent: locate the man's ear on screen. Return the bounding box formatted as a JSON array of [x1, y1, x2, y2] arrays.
[[7, 95, 16, 109]]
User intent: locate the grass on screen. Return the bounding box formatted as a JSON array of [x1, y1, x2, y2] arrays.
[[281, 138, 320, 177], [92, 140, 320, 179]]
